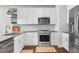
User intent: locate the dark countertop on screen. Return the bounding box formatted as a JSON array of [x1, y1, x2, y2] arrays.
[[24, 31, 38, 32], [0, 32, 24, 42], [0, 30, 69, 42], [0, 31, 39, 42]]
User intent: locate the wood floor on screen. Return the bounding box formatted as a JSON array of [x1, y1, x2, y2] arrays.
[[21, 46, 68, 53]]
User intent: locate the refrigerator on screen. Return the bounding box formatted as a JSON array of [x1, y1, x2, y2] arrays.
[[69, 6, 79, 52]]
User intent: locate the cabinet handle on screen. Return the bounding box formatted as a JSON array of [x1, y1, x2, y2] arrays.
[[19, 40, 20, 43], [66, 37, 68, 41]]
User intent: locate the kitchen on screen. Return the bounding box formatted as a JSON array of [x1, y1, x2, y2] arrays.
[[0, 5, 76, 53]]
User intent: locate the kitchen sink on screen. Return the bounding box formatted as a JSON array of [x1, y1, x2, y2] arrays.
[[3, 33, 19, 36]]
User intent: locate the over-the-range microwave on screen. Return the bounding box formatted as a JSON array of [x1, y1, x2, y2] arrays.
[[38, 17, 50, 25]]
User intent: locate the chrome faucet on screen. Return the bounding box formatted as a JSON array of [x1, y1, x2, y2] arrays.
[[5, 25, 11, 34]]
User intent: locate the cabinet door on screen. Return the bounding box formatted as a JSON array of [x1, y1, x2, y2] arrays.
[[14, 36, 20, 53], [14, 34, 25, 53], [31, 32, 38, 45], [19, 34, 24, 51], [17, 7, 56, 24], [51, 32, 58, 46], [40, 8, 50, 17], [21, 34, 24, 49], [58, 33, 62, 47], [24, 32, 38, 46], [50, 8, 57, 24], [17, 8, 38, 24], [62, 33, 69, 51], [24, 33, 34, 46], [37, 7, 56, 24]]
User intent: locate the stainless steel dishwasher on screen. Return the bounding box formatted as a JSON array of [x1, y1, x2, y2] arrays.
[[0, 38, 14, 53]]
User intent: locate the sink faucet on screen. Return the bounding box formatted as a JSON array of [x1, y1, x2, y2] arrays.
[[5, 25, 11, 34]]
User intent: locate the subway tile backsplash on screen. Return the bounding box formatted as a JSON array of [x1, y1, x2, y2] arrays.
[[19, 25, 55, 32]]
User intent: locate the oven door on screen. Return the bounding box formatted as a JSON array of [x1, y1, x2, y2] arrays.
[[39, 34, 50, 43]]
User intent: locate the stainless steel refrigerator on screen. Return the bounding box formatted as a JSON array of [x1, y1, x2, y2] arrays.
[[69, 6, 79, 52]]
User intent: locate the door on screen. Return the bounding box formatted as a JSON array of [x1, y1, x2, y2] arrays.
[[19, 34, 24, 51], [62, 33, 69, 51], [76, 12, 79, 35], [74, 8, 78, 36], [14, 36, 20, 53], [25, 32, 38, 46], [40, 35, 50, 42], [32, 32, 38, 45], [17, 8, 38, 24], [51, 32, 58, 46], [25, 33, 33, 46], [14, 34, 24, 53], [74, 11, 79, 47]]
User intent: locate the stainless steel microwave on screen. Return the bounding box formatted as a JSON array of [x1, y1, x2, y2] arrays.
[[38, 17, 50, 24]]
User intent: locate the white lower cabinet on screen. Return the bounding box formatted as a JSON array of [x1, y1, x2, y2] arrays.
[[51, 32, 59, 46], [24, 32, 38, 46], [51, 32, 69, 49], [19, 34, 25, 51], [14, 34, 24, 53], [14, 32, 38, 53], [14, 36, 20, 53], [62, 33, 69, 51], [57, 33, 62, 47]]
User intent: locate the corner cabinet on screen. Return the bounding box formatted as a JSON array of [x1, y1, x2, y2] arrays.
[[62, 33, 69, 51], [24, 32, 38, 46]]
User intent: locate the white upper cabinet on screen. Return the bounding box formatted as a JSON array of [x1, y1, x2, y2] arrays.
[[38, 7, 57, 24], [17, 6, 56, 24], [50, 8, 57, 24], [17, 8, 38, 24]]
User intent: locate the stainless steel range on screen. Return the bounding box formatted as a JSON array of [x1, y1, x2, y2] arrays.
[[38, 30, 50, 45]]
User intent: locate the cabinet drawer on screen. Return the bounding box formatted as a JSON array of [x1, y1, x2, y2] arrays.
[[51, 42, 58, 45], [51, 39, 58, 41]]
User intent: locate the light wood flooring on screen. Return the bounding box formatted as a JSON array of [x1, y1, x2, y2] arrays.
[[21, 46, 68, 53]]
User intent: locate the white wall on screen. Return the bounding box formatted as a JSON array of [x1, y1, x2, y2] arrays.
[[55, 6, 59, 31], [55, 5, 68, 32], [59, 5, 68, 32], [0, 7, 11, 36]]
